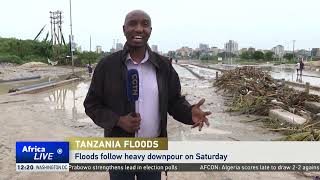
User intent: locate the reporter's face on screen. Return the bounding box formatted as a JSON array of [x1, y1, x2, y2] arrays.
[[123, 12, 152, 48]]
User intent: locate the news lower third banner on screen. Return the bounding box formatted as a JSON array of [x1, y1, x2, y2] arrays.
[[16, 138, 320, 172]]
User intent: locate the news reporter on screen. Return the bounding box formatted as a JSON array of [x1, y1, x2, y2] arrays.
[[84, 9, 211, 180]]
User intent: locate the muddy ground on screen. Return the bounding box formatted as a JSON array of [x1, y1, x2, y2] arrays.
[[0, 64, 317, 180], [0, 63, 85, 81]]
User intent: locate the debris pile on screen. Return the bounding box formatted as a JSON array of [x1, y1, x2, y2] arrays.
[[214, 66, 320, 141], [214, 66, 320, 116]]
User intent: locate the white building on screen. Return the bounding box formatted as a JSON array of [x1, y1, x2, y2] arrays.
[[176, 46, 193, 58], [224, 40, 238, 54], [199, 43, 209, 52], [272, 45, 284, 58], [209, 47, 218, 56], [116, 43, 123, 51], [152, 45, 158, 53], [96, 45, 102, 53]]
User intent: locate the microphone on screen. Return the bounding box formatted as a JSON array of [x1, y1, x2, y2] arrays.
[[127, 69, 139, 117]]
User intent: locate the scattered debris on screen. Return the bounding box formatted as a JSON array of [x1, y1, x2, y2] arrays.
[[214, 66, 320, 116], [214, 66, 320, 141]]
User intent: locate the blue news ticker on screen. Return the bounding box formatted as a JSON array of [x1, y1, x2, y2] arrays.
[[16, 142, 69, 163]]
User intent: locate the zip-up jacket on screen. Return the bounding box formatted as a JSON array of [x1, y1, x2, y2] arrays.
[[83, 45, 194, 137]]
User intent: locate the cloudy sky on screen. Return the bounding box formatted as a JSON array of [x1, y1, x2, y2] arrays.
[[1, 0, 319, 52]]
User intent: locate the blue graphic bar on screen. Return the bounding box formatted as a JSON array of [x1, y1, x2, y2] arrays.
[[16, 142, 69, 163]]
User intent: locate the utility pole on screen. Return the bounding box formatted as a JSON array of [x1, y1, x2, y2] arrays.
[[69, 0, 74, 74], [50, 11, 53, 45], [49, 10, 65, 62], [89, 35, 92, 65], [309, 48, 312, 61], [90, 35, 92, 52], [293, 40, 295, 62]]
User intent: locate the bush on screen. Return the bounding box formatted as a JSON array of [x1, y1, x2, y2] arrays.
[[0, 54, 24, 64], [23, 55, 47, 63]]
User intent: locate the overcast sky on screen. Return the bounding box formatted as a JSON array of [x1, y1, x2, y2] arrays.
[[1, 0, 319, 52]]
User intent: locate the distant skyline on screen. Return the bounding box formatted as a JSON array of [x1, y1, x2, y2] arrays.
[[1, 0, 319, 52]]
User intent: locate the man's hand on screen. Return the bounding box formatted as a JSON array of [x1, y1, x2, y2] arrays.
[[191, 98, 211, 131], [117, 113, 141, 133]]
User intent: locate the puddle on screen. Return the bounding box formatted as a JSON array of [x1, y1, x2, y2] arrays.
[[0, 71, 87, 95], [44, 81, 90, 123], [0, 77, 53, 95]]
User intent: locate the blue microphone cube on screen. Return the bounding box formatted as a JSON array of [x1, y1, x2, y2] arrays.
[[127, 69, 139, 102]]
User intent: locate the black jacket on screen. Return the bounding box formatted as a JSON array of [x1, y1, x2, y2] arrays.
[[83, 45, 194, 137]]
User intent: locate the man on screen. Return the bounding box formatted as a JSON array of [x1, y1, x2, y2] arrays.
[[84, 10, 211, 180], [87, 63, 93, 77], [299, 58, 304, 76]]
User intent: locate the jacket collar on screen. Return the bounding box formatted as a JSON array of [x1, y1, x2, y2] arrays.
[[121, 43, 160, 69]]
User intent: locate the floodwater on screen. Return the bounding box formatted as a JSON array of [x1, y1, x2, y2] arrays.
[[0, 77, 54, 95], [0, 71, 87, 95], [193, 61, 320, 87], [43, 81, 91, 123]]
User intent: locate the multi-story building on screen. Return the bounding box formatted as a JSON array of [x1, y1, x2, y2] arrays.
[[199, 43, 209, 52], [224, 40, 238, 55], [296, 49, 309, 59], [272, 45, 284, 58], [311, 48, 320, 57], [248, 47, 255, 53], [176, 46, 193, 58], [151, 45, 158, 53], [96, 45, 102, 53], [115, 43, 123, 51], [240, 48, 248, 54], [109, 48, 115, 53], [209, 47, 218, 56], [218, 49, 225, 53]]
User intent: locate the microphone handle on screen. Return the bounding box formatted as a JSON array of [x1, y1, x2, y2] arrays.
[[133, 100, 139, 137], [131, 100, 138, 117]]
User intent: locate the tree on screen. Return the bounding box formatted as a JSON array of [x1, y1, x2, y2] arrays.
[[240, 51, 252, 59], [284, 53, 293, 60], [264, 51, 274, 60], [75, 51, 102, 66], [190, 51, 200, 59], [252, 51, 264, 60]]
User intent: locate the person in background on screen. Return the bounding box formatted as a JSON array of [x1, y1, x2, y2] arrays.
[[296, 61, 301, 75], [299, 58, 304, 76], [87, 64, 93, 77]]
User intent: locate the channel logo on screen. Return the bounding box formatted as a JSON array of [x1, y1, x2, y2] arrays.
[[16, 142, 69, 163]]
